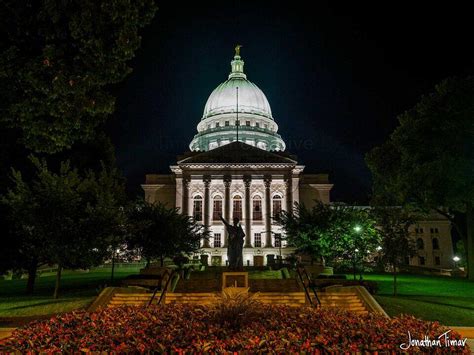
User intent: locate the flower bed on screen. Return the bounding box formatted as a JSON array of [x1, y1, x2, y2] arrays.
[[0, 304, 470, 353]]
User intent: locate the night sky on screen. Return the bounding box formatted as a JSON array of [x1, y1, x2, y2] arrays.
[[107, 1, 473, 203]]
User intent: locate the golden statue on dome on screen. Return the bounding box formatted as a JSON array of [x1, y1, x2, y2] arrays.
[[235, 44, 242, 56]]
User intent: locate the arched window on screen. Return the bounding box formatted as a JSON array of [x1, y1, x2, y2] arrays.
[[212, 195, 222, 220], [416, 238, 424, 250], [432, 238, 439, 250], [193, 195, 203, 221], [272, 195, 282, 217], [253, 196, 262, 220], [233, 195, 242, 220]]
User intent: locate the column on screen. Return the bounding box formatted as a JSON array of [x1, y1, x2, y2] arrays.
[[292, 170, 300, 206], [264, 175, 272, 247], [203, 175, 211, 248], [223, 175, 231, 247], [175, 176, 183, 211], [285, 174, 293, 213], [182, 176, 190, 215], [244, 175, 252, 247]]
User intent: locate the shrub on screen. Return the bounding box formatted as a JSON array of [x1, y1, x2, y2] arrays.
[[0, 305, 469, 353], [211, 288, 261, 330]]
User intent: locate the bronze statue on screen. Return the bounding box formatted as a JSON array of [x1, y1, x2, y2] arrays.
[[235, 44, 242, 56], [219, 214, 245, 270]]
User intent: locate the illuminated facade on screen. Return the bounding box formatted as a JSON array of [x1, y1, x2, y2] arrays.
[[143, 49, 332, 266], [142, 49, 454, 269]]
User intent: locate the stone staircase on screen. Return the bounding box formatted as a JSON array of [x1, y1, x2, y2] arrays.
[[254, 292, 306, 307], [92, 279, 386, 317], [317, 291, 368, 315], [166, 292, 219, 305], [108, 292, 154, 308]]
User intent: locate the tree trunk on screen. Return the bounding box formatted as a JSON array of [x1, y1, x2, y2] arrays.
[[393, 268, 397, 296], [467, 203, 474, 281], [53, 265, 62, 299], [111, 250, 116, 284], [26, 263, 38, 294], [160, 255, 164, 267], [352, 255, 356, 280]]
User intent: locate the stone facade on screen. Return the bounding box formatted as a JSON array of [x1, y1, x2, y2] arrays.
[[143, 142, 333, 266]]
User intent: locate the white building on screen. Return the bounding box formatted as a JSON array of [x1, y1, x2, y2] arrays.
[[143, 48, 332, 266], [142, 48, 454, 269]]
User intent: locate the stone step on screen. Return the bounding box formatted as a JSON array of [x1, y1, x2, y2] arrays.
[[319, 299, 362, 304], [113, 294, 152, 298], [112, 296, 154, 300]]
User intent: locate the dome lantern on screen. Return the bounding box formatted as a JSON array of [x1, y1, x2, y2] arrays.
[[229, 44, 246, 79]]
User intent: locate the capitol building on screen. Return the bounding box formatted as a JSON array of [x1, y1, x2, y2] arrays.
[[142, 48, 454, 269]]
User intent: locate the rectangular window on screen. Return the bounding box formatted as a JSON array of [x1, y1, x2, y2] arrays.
[[233, 199, 242, 220], [264, 124, 268, 129], [419, 256, 425, 266], [213, 200, 222, 220], [207, 124, 211, 130], [435, 256, 440, 266], [246, 121, 250, 126], [193, 200, 202, 221], [273, 199, 282, 217], [255, 122, 260, 128], [225, 121, 229, 126], [213, 233, 221, 248], [254, 233, 262, 247], [253, 199, 262, 220], [215, 122, 220, 127], [274, 233, 282, 247]]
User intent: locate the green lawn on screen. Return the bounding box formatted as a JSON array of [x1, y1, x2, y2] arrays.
[[0, 267, 141, 318], [361, 273, 474, 326]]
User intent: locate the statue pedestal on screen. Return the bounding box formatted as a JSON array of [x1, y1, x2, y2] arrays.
[[221, 272, 248, 290]]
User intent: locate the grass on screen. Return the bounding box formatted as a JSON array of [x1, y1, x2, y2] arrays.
[[0, 267, 141, 318], [360, 273, 474, 326]]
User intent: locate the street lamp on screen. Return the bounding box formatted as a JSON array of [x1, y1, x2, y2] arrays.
[[453, 256, 460, 268], [354, 225, 362, 233]]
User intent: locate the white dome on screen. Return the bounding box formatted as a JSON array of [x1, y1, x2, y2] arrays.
[[189, 49, 285, 152], [202, 78, 273, 120]]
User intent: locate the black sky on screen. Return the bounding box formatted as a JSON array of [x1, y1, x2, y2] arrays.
[[107, 1, 473, 203]]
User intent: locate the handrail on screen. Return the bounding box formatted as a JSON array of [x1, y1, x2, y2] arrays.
[[147, 270, 175, 307], [302, 267, 321, 307], [296, 266, 321, 307], [296, 267, 313, 307]]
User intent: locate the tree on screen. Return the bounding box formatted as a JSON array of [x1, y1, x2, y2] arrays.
[[127, 201, 208, 267], [371, 207, 417, 296], [1, 156, 126, 296], [366, 76, 474, 280], [276, 202, 380, 278], [0, 0, 157, 153]]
